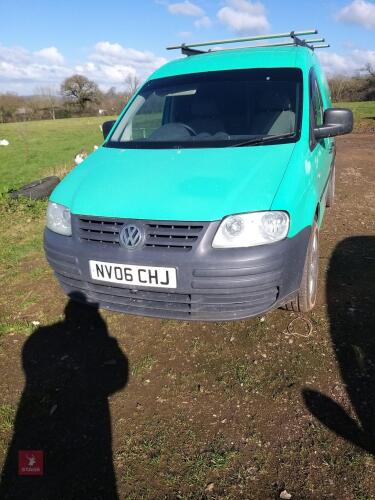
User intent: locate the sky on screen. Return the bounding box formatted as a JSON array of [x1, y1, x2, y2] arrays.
[[0, 0, 375, 94]]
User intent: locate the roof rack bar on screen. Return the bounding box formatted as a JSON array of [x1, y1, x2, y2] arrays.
[[303, 37, 325, 44], [201, 42, 293, 54], [232, 40, 300, 50], [204, 39, 327, 53], [167, 29, 318, 50], [312, 44, 330, 49], [181, 39, 329, 56]]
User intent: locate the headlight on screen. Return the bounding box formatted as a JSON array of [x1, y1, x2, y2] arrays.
[[46, 202, 72, 236], [212, 211, 289, 248]]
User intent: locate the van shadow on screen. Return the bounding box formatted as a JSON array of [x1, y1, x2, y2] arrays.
[[0, 293, 128, 500], [303, 236, 375, 453]]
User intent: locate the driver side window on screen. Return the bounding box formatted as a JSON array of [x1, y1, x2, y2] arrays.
[[310, 72, 324, 148], [311, 76, 324, 127]]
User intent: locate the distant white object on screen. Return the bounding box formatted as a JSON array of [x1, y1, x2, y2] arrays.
[[74, 153, 87, 165], [0, 139, 9, 146], [93, 145, 99, 150]]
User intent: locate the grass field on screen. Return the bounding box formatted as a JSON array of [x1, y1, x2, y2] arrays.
[[0, 116, 115, 192], [334, 101, 375, 129]]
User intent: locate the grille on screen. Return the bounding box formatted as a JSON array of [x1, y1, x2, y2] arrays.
[[146, 223, 203, 250], [76, 216, 205, 251]]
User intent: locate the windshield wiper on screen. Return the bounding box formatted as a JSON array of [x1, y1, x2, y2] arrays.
[[231, 132, 296, 147]]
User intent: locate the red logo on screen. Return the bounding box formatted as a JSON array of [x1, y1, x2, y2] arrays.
[[18, 450, 44, 476]]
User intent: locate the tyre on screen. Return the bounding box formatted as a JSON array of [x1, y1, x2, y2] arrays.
[[9, 176, 60, 200], [325, 163, 335, 208], [284, 221, 319, 313]]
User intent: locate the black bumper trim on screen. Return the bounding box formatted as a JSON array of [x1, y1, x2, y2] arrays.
[[44, 222, 311, 321]]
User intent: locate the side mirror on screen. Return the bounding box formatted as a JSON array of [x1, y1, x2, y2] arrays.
[[314, 108, 353, 140], [102, 120, 116, 140]]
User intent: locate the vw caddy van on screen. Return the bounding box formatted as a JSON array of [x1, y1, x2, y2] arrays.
[[44, 31, 353, 321]]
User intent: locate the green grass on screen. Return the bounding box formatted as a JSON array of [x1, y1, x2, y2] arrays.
[[0, 116, 115, 192], [0, 116, 115, 284], [0, 405, 16, 434], [0, 196, 47, 275], [183, 439, 238, 487], [0, 320, 35, 338], [130, 354, 155, 377], [334, 101, 375, 124]]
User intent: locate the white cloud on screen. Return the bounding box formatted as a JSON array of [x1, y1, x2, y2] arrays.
[[0, 44, 70, 93], [317, 52, 352, 75], [168, 1, 204, 16], [0, 45, 34, 65], [34, 47, 65, 65], [194, 16, 212, 28], [317, 49, 375, 75], [86, 42, 167, 87], [336, 0, 375, 29], [217, 0, 270, 34], [76, 62, 137, 84], [91, 42, 166, 72], [0, 42, 167, 94]]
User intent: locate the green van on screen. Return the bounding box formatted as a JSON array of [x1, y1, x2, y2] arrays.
[[44, 31, 353, 320]]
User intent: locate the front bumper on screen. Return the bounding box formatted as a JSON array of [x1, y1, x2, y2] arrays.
[[44, 217, 310, 321]]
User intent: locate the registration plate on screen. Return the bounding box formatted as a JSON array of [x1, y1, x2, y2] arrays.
[[89, 260, 177, 288]]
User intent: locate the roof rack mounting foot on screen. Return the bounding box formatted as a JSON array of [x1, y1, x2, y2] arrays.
[[181, 44, 206, 56]]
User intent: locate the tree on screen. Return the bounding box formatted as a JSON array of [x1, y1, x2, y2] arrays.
[[0, 93, 25, 123], [35, 86, 59, 120], [100, 87, 127, 115], [362, 64, 375, 100], [125, 74, 140, 99], [61, 75, 100, 113], [328, 76, 350, 102], [328, 76, 363, 102]]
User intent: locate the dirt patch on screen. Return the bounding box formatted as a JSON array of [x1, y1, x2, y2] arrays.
[[0, 134, 374, 499]]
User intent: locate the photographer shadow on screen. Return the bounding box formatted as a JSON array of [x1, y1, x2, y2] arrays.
[[303, 236, 375, 453], [0, 293, 128, 499]]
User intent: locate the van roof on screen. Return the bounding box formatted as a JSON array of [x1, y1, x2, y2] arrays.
[[150, 45, 319, 81]]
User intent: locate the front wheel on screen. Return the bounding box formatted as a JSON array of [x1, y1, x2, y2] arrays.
[[285, 222, 319, 313]]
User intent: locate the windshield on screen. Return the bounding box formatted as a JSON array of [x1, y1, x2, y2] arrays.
[[107, 68, 303, 149]]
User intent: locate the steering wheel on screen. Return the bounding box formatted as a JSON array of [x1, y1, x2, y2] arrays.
[[175, 122, 197, 136]]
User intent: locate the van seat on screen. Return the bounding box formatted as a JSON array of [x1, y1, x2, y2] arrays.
[[250, 91, 295, 135]]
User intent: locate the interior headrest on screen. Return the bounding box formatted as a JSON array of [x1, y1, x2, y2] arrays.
[[256, 90, 292, 111]]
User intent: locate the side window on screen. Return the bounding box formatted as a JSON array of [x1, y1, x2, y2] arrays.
[[310, 72, 324, 148], [311, 75, 324, 127], [131, 93, 165, 140]]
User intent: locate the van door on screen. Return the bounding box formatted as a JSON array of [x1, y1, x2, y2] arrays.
[[308, 70, 334, 209]]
